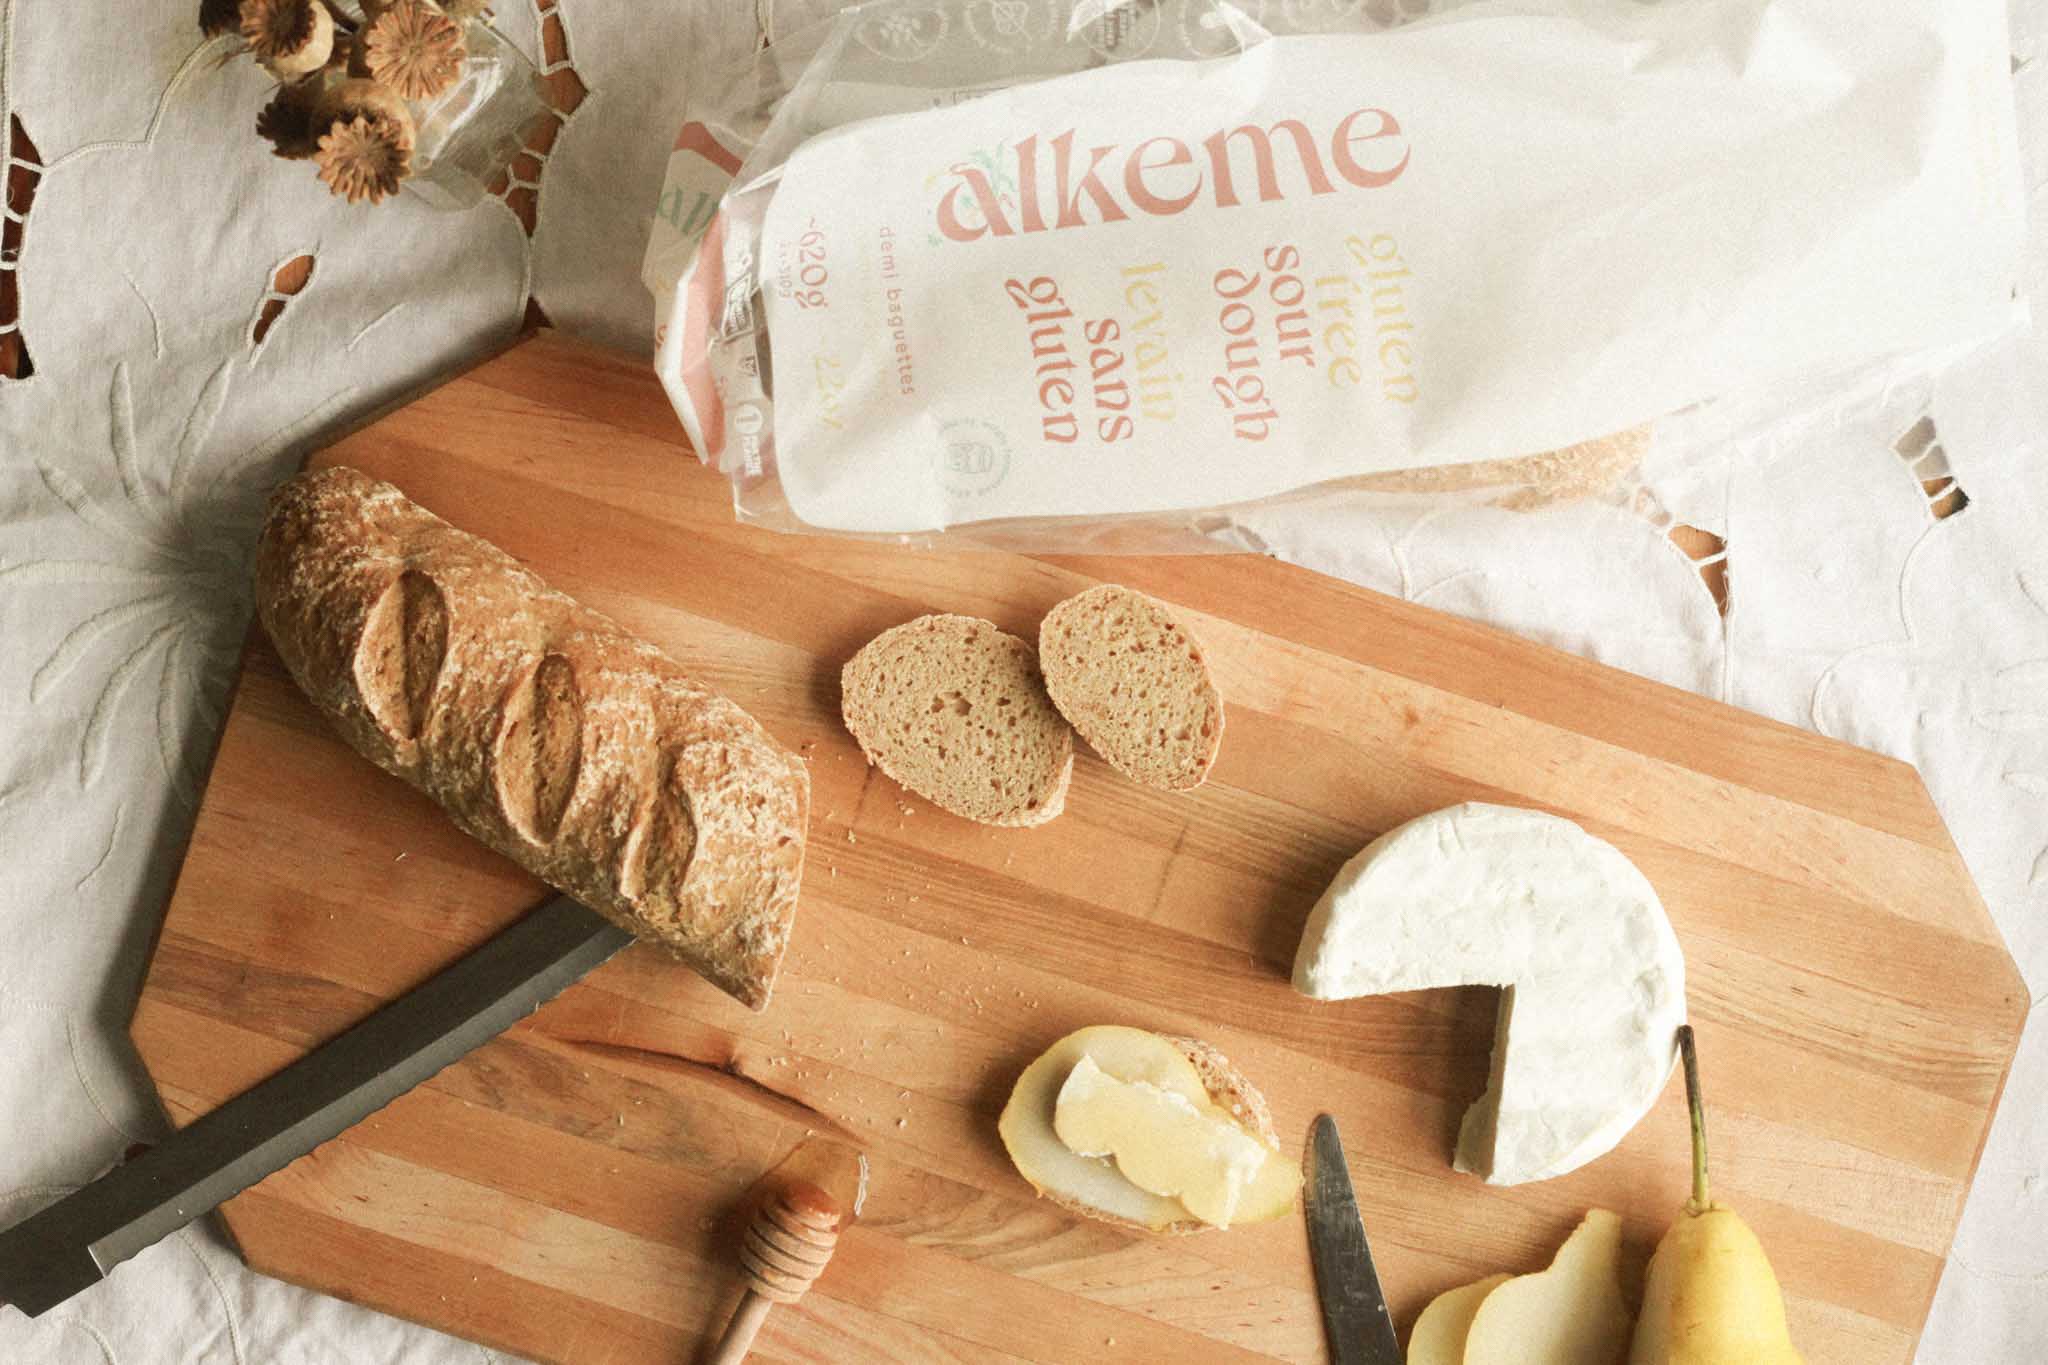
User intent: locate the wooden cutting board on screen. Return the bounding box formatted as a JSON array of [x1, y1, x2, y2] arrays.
[[131, 332, 2026, 1364]]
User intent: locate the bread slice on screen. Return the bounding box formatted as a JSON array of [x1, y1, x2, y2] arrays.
[[841, 614, 1073, 827], [1039, 585, 1223, 792]]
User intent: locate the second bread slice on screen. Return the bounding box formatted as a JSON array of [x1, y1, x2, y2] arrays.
[[1040, 585, 1223, 791], [841, 614, 1073, 827]]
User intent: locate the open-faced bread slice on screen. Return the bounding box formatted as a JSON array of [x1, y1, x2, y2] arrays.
[[998, 1025, 1299, 1234], [841, 613, 1073, 827], [1039, 585, 1223, 792]]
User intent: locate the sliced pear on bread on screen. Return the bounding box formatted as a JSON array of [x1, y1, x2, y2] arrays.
[[998, 1025, 1299, 1233], [1054, 1055, 1272, 1227]]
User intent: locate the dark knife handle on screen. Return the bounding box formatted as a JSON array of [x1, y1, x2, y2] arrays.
[[0, 895, 632, 1316]]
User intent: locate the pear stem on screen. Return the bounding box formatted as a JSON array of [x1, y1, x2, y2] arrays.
[[1679, 1024, 1709, 1210]]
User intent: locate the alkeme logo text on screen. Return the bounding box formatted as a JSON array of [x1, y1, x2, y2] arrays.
[[933, 109, 1410, 242]]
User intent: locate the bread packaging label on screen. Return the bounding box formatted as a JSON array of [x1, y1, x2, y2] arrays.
[[653, 0, 2023, 536]]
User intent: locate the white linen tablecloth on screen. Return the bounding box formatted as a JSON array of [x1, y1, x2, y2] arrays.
[[1, 2, 2043, 1361]]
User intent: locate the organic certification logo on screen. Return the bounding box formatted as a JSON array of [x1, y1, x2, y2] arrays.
[[936, 418, 1010, 497]]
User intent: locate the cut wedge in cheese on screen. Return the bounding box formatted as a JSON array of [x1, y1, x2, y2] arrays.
[[998, 1026, 1299, 1232], [1293, 803, 1685, 1185]]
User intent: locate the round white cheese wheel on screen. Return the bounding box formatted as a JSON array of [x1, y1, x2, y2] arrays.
[[1292, 802, 1686, 1185]]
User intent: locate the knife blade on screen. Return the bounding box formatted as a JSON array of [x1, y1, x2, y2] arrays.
[[1304, 1113, 1403, 1365], [0, 893, 633, 1317]]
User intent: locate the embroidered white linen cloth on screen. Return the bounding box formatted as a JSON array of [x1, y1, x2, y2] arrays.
[[0, 3, 2042, 1361]]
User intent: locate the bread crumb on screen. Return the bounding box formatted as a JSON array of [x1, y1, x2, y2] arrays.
[[846, 830, 857, 844], [896, 1117, 907, 1129]]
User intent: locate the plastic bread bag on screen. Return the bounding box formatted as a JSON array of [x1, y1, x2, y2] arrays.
[[645, 0, 2024, 550]]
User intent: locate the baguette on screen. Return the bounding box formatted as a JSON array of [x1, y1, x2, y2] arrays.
[[254, 466, 808, 1010]]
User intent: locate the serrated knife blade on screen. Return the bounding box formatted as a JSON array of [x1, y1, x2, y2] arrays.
[[1304, 1112, 1403, 1365], [0, 893, 633, 1318]]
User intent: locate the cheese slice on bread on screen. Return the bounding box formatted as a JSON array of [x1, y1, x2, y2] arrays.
[[998, 1026, 1299, 1233]]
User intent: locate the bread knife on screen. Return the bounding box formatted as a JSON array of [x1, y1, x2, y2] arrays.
[[0, 893, 632, 1317], [1303, 1113, 1404, 1365]]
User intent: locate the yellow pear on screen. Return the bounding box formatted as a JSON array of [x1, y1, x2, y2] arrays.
[[1405, 1273, 1509, 1365], [1630, 1026, 1804, 1364], [1462, 1210, 1634, 1364]]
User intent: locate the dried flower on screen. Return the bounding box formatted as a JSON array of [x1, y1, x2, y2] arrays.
[[319, 26, 358, 74], [341, 29, 373, 77], [255, 78, 328, 159], [240, 0, 335, 77], [199, 0, 242, 36], [364, 0, 465, 101], [316, 76, 417, 150], [316, 115, 412, 204]]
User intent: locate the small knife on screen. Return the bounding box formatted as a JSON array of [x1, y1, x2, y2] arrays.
[[1304, 1113, 1404, 1365], [0, 893, 633, 1317]]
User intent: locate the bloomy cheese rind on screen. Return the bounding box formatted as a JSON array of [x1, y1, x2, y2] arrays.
[[1291, 802, 1687, 1186]]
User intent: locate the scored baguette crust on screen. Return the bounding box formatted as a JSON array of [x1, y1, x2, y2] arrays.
[[254, 466, 808, 1010], [1039, 1035, 1282, 1236]]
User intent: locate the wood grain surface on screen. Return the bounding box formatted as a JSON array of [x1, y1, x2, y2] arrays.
[[131, 332, 2029, 1364]]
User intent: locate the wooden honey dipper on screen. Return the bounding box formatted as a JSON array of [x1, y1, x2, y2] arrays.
[[708, 1179, 843, 1364]]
